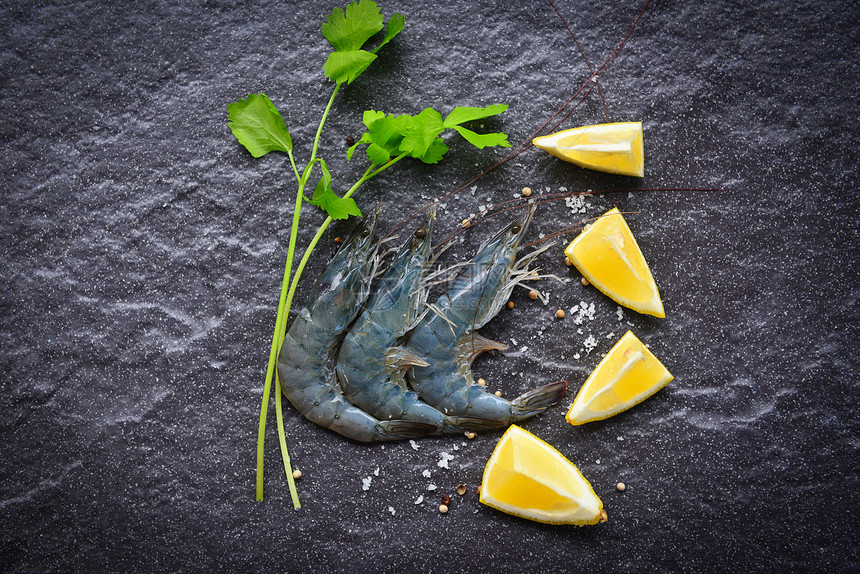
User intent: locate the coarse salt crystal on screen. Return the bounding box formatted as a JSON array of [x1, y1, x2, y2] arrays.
[[388, 506, 396, 516], [422, 469, 431, 478], [427, 484, 437, 491], [410, 440, 419, 451], [437, 451, 455, 469], [415, 495, 424, 505], [362, 476, 372, 491]]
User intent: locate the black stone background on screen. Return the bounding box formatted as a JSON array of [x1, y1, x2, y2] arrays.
[[2, 0, 858, 571]]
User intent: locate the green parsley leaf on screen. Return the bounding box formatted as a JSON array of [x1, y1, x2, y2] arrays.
[[311, 159, 333, 201], [371, 12, 405, 54], [310, 187, 362, 220], [321, 2, 404, 85], [366, 142, 391, 165], [321, 0, 384, 52], [399, 108, 445, 158], [365, 111, 410, 155], [443, 104, 509, 128], [348, 104, 510, 165], [323, 50, 377, 84], [417, 138, 449, 164], [307, 159, 362, 220], [227, 93, 293, 158], [449, 126, 510, 149]]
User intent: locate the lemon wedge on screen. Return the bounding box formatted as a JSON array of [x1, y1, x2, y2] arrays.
[[564, 207, 664, 317], [566, 331, 673, 425], [533, 122, 644, 177], [479, 425, 605, 525]]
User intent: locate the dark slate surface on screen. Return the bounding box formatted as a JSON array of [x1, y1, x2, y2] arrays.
[[2, 0, 858, 571]]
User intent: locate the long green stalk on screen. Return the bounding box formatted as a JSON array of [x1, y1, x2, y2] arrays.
[[255, 167, 305, 503], [255, 85, 342, 505]]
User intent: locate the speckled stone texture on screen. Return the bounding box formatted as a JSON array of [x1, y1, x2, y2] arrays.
[[1, 0, 857, 571]]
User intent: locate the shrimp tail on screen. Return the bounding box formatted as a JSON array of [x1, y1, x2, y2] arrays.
[[375, 420, 439, 440], [443, 416, 509, 432], [511, 380, 570, 419]]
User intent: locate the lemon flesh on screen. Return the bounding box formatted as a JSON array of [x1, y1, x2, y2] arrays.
[[564, 207, 664, 317], [532, 122, 644, 177], [566, 331, 673, 425], [479, 425, 604, 525]]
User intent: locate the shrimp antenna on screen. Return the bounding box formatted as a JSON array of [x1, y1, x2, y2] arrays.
[[546, 0, 611, 122], [432, 186, 722, 251], [382, 0, 653, 240]]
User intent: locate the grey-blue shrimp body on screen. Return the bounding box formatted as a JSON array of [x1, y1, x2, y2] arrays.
[[336, 211, 503, 433], [406, 206, 568, 423], [277, 207, 436, 442]]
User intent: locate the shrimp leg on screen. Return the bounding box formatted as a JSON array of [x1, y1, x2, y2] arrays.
[[277, 207, 436, 441]]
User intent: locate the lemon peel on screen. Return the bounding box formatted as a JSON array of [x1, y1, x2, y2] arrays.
[[566, 331, 673, 425], [479, 425, 605, 525], [565, 207, 664, 317], [533, 122, 644, 177]]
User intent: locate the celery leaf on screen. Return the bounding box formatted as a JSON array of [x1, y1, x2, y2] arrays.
[[443, 104, 509, 128], [399, 108, 445, 158], [450, 126, 511, 149], [371, 12, 405, 54], [227, 93, 293, 158], [323, 50, 377, 84], [307, 159, 362, 220], [322, 0, 384, 52]]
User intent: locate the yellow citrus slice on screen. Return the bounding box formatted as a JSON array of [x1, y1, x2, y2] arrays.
[[532, 122, 644, 177], [564, 207, 664, 317], [566, 331, 673, 425], [479, 425, 605, 525]]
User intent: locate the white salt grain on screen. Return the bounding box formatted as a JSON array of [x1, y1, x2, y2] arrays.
[[437, 451, 455, 469]]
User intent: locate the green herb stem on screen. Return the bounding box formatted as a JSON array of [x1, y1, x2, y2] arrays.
[[309, 85, 340, 169], [275, 377, 301, 509], [256, 172, 306, 504], [257, 84, 344, 506]]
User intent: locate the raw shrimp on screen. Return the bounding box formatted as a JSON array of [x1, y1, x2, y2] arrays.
[[336, 210, 505, 433], [277, 207, 436, 442], [405, 204, 568, 422]]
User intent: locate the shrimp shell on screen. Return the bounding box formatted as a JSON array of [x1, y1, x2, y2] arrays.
[[277, 207, 436, 442], [406, 205, 568, 423], [336, 210, 505, 433]]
